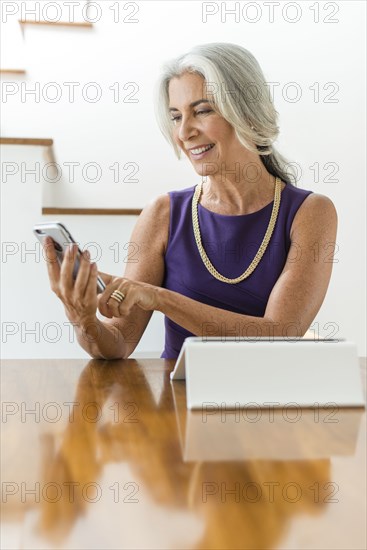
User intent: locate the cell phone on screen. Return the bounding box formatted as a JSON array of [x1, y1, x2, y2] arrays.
[[33, 222, 106, 294]]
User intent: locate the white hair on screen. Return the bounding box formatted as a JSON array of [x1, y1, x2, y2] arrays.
[[154, 42, 297, 185]]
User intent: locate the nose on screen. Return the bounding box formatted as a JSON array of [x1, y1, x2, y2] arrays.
[[177, 115, 199, 142]]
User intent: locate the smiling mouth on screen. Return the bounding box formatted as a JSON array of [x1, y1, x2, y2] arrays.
[[190, 144, 215, 156]]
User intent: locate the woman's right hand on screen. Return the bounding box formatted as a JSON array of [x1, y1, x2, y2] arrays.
[[43, 237, 99, 325]]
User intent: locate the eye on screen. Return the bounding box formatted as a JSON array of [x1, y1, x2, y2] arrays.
[[170, 109, 213, 123]]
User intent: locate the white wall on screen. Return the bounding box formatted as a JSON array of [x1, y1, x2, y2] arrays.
[[1, 0, 366, 357]]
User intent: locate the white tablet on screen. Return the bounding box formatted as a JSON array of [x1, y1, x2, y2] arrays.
[[170, 337, 365, 409]]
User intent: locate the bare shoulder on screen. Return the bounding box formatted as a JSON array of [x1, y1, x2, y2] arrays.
[[144, 192, 170, 215], [140, 192, 170, 222], [130, 193, 170, 255], [290, 192, 338, 241]]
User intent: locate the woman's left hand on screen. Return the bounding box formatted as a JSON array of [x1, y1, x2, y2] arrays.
[[97, 276, 160, 319]]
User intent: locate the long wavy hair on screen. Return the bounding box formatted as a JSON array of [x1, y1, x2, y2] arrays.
[[154, 42, 297, 186]]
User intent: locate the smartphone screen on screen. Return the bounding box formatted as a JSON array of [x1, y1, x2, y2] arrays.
[[33, 222, 106, 293]]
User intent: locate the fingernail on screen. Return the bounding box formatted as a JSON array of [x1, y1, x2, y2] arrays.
[[84, 250, 90, 260]]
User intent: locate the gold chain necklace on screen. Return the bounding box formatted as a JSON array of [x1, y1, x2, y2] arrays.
[[191, 176, 282, 284]]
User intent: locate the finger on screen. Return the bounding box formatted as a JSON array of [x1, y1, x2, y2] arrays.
[[59, 243, 79, 294], [97, 270, 114, 286], [74, 249, 92, 296], [112, 289, 135, 316], [98, 288, 117, 318], [107, 284, 135, 318], [98, 283, 128, 319], [105, 293, 124, 318], [84, 262, 98, 308], [43, 237, 61, 290], [42, 236, 58, 263], [112, 284, 155, 313], [97, 281, 119, 317], [97, 277, 130, 316]]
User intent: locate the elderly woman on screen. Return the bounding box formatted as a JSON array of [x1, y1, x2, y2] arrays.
[[44, 43, 337, 359]]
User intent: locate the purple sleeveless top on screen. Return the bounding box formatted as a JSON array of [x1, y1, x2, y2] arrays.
[[160, 182, 313, 359]]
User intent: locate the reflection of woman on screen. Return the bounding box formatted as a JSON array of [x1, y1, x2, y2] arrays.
[[192, 459, 331, 550], [43, 43, 337, 359], [38, 360, 331, 548]]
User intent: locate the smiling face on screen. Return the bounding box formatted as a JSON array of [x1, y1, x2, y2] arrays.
[[168, 72, 252, 180]]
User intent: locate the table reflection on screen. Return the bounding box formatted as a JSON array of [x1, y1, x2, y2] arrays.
[[170, 381, 363, 461], [1, 358, 365, 550]]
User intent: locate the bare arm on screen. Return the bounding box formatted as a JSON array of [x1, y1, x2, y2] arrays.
[[154, 193, 338, 338], [93, 193, 169, 358], [46, 193, 169, 359]]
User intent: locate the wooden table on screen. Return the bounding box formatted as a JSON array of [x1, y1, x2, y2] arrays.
[[1, 358, 366, 550]]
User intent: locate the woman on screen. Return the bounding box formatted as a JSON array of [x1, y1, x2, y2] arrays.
[[44, 43, 338, 359]]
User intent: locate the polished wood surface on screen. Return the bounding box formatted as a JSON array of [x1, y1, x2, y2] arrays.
[[1, 358, 366, 550]]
